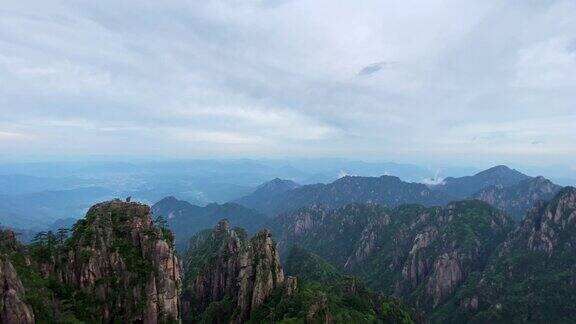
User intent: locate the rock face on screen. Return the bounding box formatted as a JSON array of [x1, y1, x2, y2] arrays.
[[0, 231, 35, 324], [500, 186, 576, 257], [43, 201, 181, 323], [434, 187, 576, 323], [0, 259, 35, 324], [472, 176, 562, 220], [271, 200, 513, 313], [182, 220, 284, 323]]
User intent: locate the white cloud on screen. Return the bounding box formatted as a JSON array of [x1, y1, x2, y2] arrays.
[[0, 131, 30, 141], [0, 0, 574, 166], [514, 37, 576, 89]]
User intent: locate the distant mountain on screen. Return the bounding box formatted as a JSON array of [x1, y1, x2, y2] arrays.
[[435, 187, 576, 323], [237, 165, 561, 220], [269, 200, 513, 316], [152, 196, 268, 250], [237, 175, 448, 216], [234, 178, 300, 214], [432, 165, 530, 199], [472, 176, 562, 220]]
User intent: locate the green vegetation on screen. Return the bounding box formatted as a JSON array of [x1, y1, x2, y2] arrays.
[[250, 247, 417, 324], [433, 187, 576, 323], [283, 246, 342, 284], [180, 225, 243, 323], [181, 222, 419, 323], [1, 200, 179, 323], [0, 230, 84, 323], [271, 199, 515, 318]]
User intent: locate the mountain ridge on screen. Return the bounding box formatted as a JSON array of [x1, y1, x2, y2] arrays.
[[237, 166, 561, 221]]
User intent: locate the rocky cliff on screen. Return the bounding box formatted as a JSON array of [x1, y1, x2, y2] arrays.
[[270, 200, 514, 313], [182, 221, 420, 323], [472, 176, 562, 220], [182, 219, 284, 323], [39, 200, 181, 323], [0, 230, 35, 324], [434, 187, 576, 323]]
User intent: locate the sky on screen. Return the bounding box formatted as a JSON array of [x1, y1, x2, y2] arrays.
[[1, 0, 575, 171]]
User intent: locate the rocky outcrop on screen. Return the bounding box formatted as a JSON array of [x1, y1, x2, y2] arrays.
[[0, 259, 35, 324], [425, 253, 463, 307], [433, 187, 576, 323], [43, 200, 181, 323], [305, 293, 332, 324], [344, 213, 391, 269], [272, 200, 514, 313], [473, 176, 562, 220], [182, 220, 285, 323], [392, 202, 512, 309], [518, 187, 576, 254], [0, 230, 34, 324]]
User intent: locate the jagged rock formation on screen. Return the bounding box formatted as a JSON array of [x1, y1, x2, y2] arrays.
[[472, 176, 562, 220], [0, 230, 35, 324], [40, 200, 181, 323], [0, 259, 35, 324], [181, 219, 284, 323], [434, 187, 576, 323], [182, 222, 420, 323], [270, 200, 513, 313], [255, 246, 422, 323]]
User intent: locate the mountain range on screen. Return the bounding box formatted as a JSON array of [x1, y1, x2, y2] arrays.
[[3, 183, 576, 322], [267, 187, 576, 322], [237, 165, 563, 221], [2, 162, 575, 323]]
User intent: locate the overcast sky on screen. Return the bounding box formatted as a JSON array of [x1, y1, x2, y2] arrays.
[[1, 0, 575, 169]]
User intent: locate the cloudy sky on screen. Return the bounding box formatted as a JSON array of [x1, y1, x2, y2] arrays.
[[1, 0, 575, 168]]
